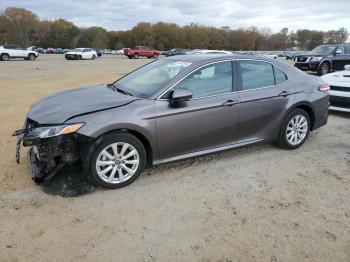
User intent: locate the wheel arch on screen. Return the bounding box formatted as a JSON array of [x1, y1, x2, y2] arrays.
[[284, 102, 316, 130], [93, 128, 154, 167], [318, 59, 332, 70], [1, 52, 10, 58]]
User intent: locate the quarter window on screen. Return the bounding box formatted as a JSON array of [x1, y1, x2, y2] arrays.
[[239, 61, 274, 90], [176, 61, 233, 98], [274, 66, 288, 84]]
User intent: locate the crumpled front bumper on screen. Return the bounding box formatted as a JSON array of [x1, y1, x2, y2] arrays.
[[13, 119, 87, 183]]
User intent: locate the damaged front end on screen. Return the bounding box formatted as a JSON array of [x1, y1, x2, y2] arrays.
[[13, 118, 89, 183]]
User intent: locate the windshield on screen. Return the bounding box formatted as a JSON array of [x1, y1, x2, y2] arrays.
[[72, 48, 84, 52], [312, 45, 336, 54], [114, 59, 192, 98]]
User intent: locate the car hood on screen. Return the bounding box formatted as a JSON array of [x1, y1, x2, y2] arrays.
[[27, 84, 138, 124], [321, 70, 350, 86]]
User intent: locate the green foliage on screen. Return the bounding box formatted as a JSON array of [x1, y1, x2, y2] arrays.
[[0, 6, 349, 51]]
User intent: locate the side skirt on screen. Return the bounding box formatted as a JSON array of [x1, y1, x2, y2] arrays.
[[152, 138, 266, 166]]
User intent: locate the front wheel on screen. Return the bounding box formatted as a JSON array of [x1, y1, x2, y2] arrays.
[[278, 109, 310, 149], [87, 132, 146, 189], [317, 62, 330, 75], [134, 53, 139, 59], [153, 54, 158, 59], [92, 55, 96, 60], [28, 54, 36, 61]]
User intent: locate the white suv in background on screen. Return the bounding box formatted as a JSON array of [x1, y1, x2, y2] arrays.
[[0, 45, 39, 61]]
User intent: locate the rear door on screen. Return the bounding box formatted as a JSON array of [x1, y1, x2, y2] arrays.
[[155, 60, 240, 159], [237, 60, 295, 142], [4, 45, 18, 57]]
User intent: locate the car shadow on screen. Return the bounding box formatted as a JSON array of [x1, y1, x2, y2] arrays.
[[40, 166, 95, 197], [329, 111, 350, 119]]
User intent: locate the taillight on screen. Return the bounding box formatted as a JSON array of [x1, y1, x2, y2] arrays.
[[319, 84, 330, 94]]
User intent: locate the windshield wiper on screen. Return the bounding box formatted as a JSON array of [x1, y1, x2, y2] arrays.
[[109, 84, 134, 96]]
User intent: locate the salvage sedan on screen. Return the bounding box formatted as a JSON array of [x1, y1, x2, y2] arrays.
[[14, 55, 329, 189]]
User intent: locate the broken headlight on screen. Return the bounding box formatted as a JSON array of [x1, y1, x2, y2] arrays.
[[25, 123, 84, 140]]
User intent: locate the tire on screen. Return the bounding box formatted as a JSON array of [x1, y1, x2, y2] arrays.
[[153, 54, 158, 59], [28, 53, 36, 61], [92, 55, 96, 60], [278, 109, 310, 149], [134, 53, 139, 59], [78, 55, 82, 60], [87, 132, 146, 189], [317, 62, 330, 75], [128, 55, 133, 59], [1, 53, 10, 61]]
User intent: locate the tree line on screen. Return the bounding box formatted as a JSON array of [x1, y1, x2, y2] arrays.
[[0, 7, 348, 51]]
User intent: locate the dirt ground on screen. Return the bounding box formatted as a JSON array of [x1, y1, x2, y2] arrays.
[[0, 55, 349, 262]]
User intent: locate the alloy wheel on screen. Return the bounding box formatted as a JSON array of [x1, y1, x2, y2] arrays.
[[286, 115, 308, 145], [96, 142, 140, 184], [321, 64, 329, 75]]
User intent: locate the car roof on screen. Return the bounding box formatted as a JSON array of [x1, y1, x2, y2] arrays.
[[163, 54, 276, 64]]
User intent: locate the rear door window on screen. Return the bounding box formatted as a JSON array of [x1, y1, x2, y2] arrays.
[[344, 45, 350, 54], [239, 60, 275, 90]]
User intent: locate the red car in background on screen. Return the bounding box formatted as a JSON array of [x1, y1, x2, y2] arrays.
[[126, 46, 160, 59]]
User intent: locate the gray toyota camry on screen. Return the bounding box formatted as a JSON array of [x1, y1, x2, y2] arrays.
[[14, 55, 329, 189]]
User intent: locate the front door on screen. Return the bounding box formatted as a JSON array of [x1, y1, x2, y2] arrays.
[[333, 46, 350, 70], [155, 60, 240, 159]]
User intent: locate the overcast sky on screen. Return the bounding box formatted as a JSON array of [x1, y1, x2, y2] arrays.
[[1, 0, 349, 32]]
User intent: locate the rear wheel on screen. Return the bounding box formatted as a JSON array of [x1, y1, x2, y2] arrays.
[[78, 55, 82, 60], [317, 62, 330, 75], [1, 53, 10, 61], [153, 54, 158, 59], [134, 53, 139, 59], [92, 54, 96, 60], [278, 109, 310, 149], [87, 132, 146, 189]]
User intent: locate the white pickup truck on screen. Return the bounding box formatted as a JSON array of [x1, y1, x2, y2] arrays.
[[0, 45, 39, 61]]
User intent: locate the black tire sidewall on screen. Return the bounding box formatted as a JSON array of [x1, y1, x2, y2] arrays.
[[88, 132, 146, 189], [318, 62, 330, 75], [280, 109, 310, 149], [28, 54, 35, 60], [1, 54, 9, 61]]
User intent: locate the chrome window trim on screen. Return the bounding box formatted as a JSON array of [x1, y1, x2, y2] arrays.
[[156, 58, 290, 101]]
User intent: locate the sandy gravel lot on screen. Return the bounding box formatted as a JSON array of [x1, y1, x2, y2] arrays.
[[0, 55, 349, 262]]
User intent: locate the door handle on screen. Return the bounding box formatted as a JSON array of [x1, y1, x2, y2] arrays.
[[222, 100, 239, 107], [279, 91, 292, 97]]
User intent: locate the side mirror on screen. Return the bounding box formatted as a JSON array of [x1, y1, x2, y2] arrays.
[[335, 49, 343, 55], [171, 88, 192, 101], [344, 65, 350, 71]]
